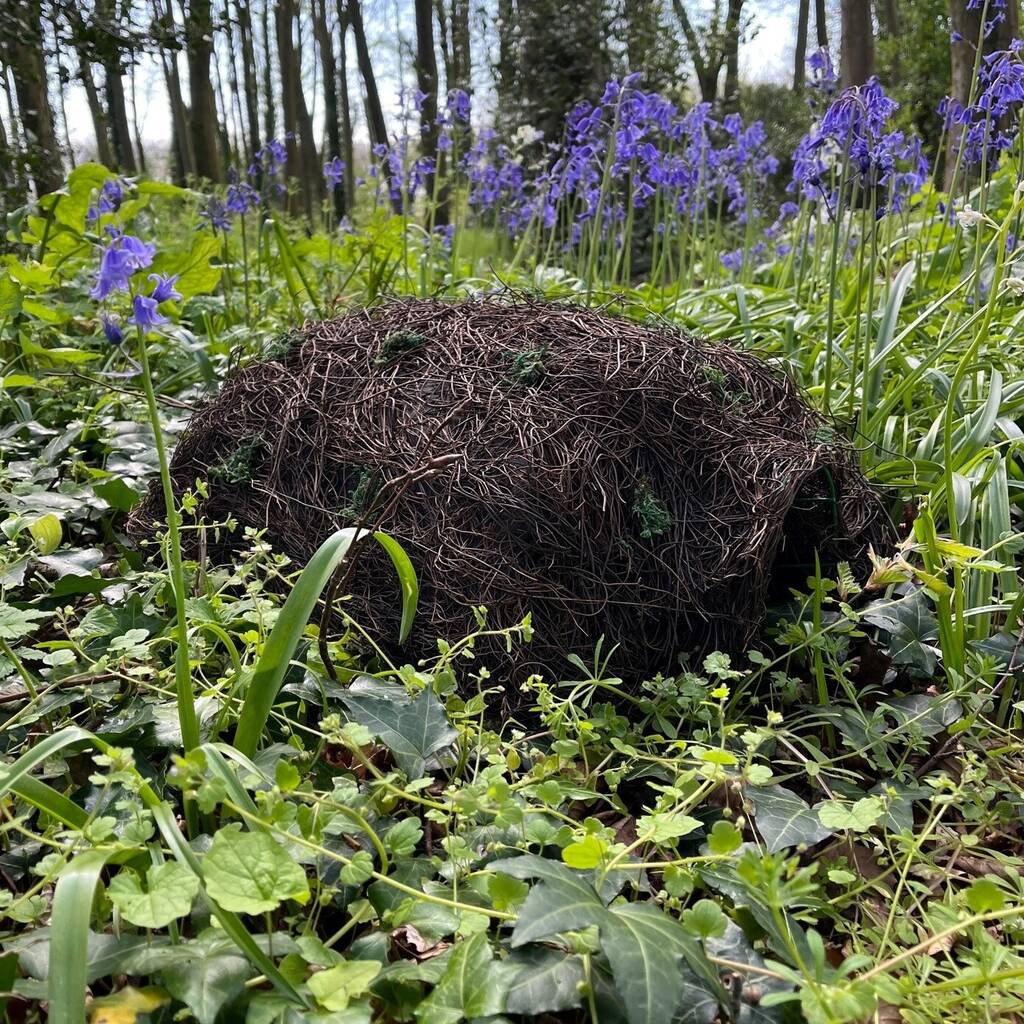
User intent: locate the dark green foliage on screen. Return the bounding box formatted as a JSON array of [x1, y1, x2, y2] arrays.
[[209, 437, 264, 484], [632, 479, 671, 539], [374, 329, 426, 365]]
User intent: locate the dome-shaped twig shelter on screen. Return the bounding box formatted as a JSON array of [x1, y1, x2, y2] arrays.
[[130, 298, 893, 688]]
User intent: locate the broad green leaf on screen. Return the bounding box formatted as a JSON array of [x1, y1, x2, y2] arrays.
[[965, 876, 1006, 914], [604, 903, 720, 1024], [0, 273, 22, 317], [107, 861, 200, 929], [202, 827, 310, 914], [862, 591, 940, 675], [27, 513, 61, 554], [494, 856, 605, 947], [161, 948, 250, 1024], [340, 685, 457, 780], [746, 784, 833, 852], [505, 948, 585, 1016], [150, 234, 222, 300], [707, 820, 742, 855], [415, 933, 512, 1024], [0, 603, 51, 641], [307, 960, 382, 1011], [636, 811, 702, 844]]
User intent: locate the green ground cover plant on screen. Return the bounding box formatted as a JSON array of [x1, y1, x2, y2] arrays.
[[2, 48, 1024, 1024]]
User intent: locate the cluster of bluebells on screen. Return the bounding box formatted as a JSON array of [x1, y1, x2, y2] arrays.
[[87, 178, 126, 222], [90, 225, 180, 344], [942, 36, 1024, 168], [790, 77, 928, 217], [460, 75, 781, 247]]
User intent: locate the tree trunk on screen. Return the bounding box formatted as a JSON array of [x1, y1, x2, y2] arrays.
[[274, 0, 319, 220], [449, 0, 471, 94], [128, 58, 147, 174], [186, 0, 223, 181], [414, 0, 439, 207], [4, 0, 62, 195], [104, 66, 137, 172], [260, 0, 275, 144], [66, 5, 116, 167], [152, 0, 194, 183], [840, 0, 875, 87], [815, 0, 829, 48], [349, 0, 388, 151], [721, 0, 744, 112], [794, 0, 810, 90], [335, 0, 355, 205], [313, 0, 345, 220], [236, 0, 263, 168]]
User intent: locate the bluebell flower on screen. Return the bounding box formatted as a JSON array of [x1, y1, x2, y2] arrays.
[[446, 89, 471, 124], [129, 294, 169, 332], [323, 157, 346, 188], [148, 274, 181, 303], [721, 249, 743, 274], [226, 181, 258, 214], [101, 314, 123, 345], [90, 234, 155, 300], [200, 197, 231, 232]]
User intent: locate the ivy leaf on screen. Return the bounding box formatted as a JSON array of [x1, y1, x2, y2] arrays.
[[307, 960, 382, 1011], [505, 948, 585, 1015], [415, 932, 513, 1024], [604, 903, 720, 1024], [161, 949, 250, 1024], [816, 796, 884, 833], [202, 827, 310, 913], [107, 862, 199, 929], [494, 856, 606, 946], [746, 784, 833, 853], [862, 591, 940, 676], [340, 686, 457, 779]]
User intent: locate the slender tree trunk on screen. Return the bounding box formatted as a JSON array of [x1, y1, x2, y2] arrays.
[[414, 0, 439, 206], [152, 0, 194, 182], [794, 0, 810, 90], [335, 0, 355, 205], [840, 0, 875, 87], [66, 3, 116, 167], [186, 0, 223, 181], [349, 0, 388, 150], [128, 59, 147, 173], [104, 67, 137, 172], [260, 0, 276, 145], [275, 0, 318, 219], [5, 0, 63, 195], [313, 0, 344, 220], [815, 0, 829, 48], [236, 0, 263, 166]]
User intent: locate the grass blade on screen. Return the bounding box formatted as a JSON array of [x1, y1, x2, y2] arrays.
[[49, 848, 119, 1024]]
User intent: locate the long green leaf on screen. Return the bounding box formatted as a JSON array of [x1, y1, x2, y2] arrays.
[[373, 529, 419, 644], [233, 528, 418, 758], [233, 528, 358, 757], [0, 727, 92, 801], [49, 848, 120, 1024]]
